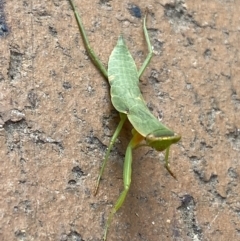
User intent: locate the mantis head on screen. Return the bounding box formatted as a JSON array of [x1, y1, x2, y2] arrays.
[[145, 129, 181, 151]]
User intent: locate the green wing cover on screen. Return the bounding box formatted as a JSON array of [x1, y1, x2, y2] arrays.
[[108, 36, 174, 137]]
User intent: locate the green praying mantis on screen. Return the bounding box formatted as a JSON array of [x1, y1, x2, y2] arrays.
[[68, 0, 181, 240]]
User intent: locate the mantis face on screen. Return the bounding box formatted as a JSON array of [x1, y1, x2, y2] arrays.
[[145, 130, 181, 151]]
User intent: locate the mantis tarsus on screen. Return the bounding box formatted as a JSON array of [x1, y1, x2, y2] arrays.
[[68, 0, 181, 240]]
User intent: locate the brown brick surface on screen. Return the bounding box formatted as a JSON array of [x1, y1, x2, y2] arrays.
[[0, 1, 239, 240]]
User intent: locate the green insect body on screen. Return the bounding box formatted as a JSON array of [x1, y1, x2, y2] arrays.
[[68, 1, 181, 240], [109, 37, 175, 138]]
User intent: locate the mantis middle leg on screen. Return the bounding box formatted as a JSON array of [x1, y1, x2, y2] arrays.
[[103, 130, 144, 240], [94, 113, 127, 195]]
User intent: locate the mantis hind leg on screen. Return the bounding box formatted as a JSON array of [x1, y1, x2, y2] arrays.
[[94, 113, 127, 195], [103, 130, 144, 240], [138, 9, 153, 78], [69, 0, 108, 78]]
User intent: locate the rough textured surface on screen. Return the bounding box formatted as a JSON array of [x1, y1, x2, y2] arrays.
[[0, 0, 240, 240]]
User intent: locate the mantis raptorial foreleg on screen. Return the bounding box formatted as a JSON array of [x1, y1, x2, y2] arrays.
[[164, 146, 176, 179]]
